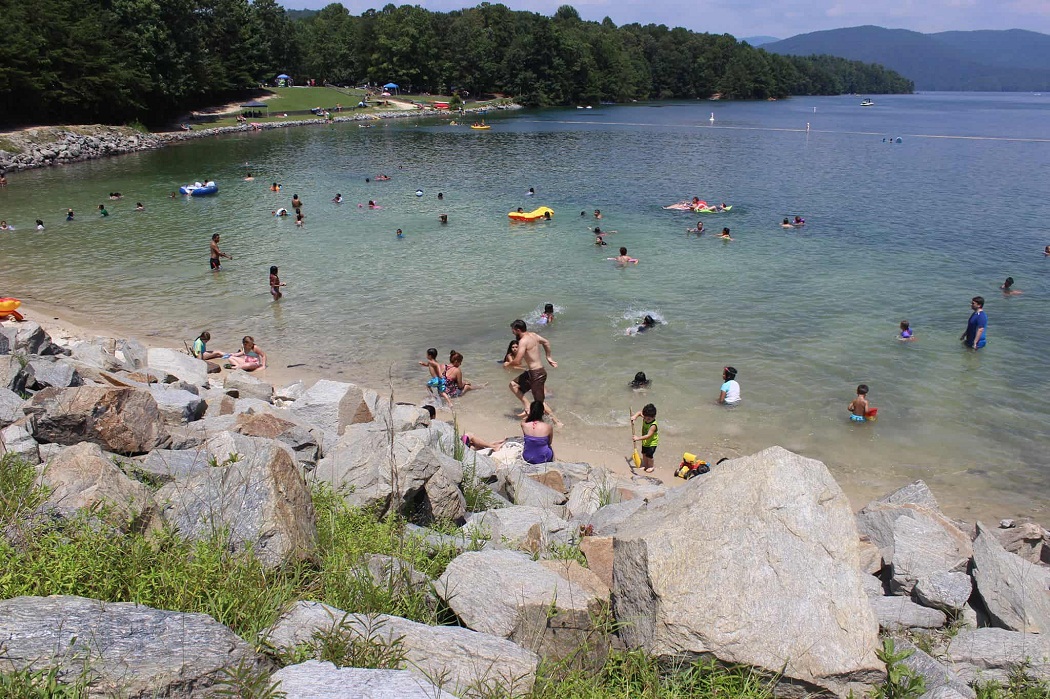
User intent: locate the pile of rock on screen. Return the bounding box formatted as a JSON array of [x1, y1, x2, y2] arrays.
[[2, 322, 1049, 698], [0, 126, 164, 171]]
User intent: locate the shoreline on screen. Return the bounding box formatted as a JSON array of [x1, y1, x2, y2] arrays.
[[0, 103, 521, 172], [12, 297, 1034, 525]]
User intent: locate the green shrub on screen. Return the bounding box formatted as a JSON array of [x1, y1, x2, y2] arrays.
[[0, 453, 50, 526], [0, 665, 87, 698], [872, 638, 926, 699]]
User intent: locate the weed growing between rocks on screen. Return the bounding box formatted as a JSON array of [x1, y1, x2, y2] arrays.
[[462, 457, 501, 513], [0, 665, 88, 698], [0, 453, 50, 524], [975, 662, 1050, 699], [871, 638, 926, 699]]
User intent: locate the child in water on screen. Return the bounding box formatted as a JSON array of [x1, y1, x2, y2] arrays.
[[628, 315, 658, 335], [848, 384, 876, 423], [396, 228, 404, 239], [630, 403, 659, 473], [629, 371, 651, 389], [898, 320, 915, 341], [538, 303, 554, 325], [1000, 277, 1023, 296], [719, 228, 733, 241], [269, 266, 285, 300]]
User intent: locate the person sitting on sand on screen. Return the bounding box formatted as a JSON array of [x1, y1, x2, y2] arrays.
[[1001, 277, 1023, 295], [521, 401, 555, 465], [609, 246, 639, 265], [193, 331, 225, 361], [227, 335, 266, 371]]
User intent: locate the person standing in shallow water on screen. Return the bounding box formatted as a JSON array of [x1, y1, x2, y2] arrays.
[[960, 296, 987, 349], [210, 233, 232, 270], [510, 319, 557, 404]]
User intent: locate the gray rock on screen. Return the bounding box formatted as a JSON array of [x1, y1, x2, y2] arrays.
[[405, 522, 492, 555], [438, 550, 607, 664], [0, 595, 266, 697], [891, 512, 973, 594], [579, 498, 646, 535], [871, 596, 947, 630], [271, 661, 459, 699], [372, 401, 431, 433], [263, 602, 539, 697], [857, 500, 970, 567], [565, 480, 604, 520], [223, 370, 273, 402], [947, 627, 1050, 681], [611, 446, 881, 695], [423, 462, 467, 522], [233, 411, 322, 469], [0, 355, 32, 393], [275, 380, 306, 402], [155, 436, 316, 568], [0, 386, 25, 427], [997, 522, 1045, 564], [1, 420, 39, 463], [401, 421, 456, 456], [920, 688, 970, 699], [356, 554, 433, 592], [40, 442, 155, 531], [147, 385, 206, 425], [291, 379, 375, 436], [117, 337, 148, 370], [71, 338, 124, 372], [896, 638, 975, 699], [147, 347, 209, 386], [138, 448, 210, 482], [165, 414, 239, 450], [5, 321, 54, 355], [972, 521, 1050, 633], [914, 571, 973, 613], [313, 425, 445, 519], [503, 465, 568, 509], [0, 330, 8, 354], [26, 356, 81, 389], [25, 385, 169, 454], [860, 574, 886, 598], [464, 505, 571, 554], [880, 480, 942, 510]]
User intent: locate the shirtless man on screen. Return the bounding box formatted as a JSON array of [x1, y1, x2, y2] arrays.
[[210, 233, 232, 270], [510, 319, 557, 405]]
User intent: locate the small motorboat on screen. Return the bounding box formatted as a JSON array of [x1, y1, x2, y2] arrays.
[[179, 181, 218, 196], [861, 98, 875, 107]]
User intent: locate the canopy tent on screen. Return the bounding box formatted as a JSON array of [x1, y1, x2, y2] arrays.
[[276, 73, 291, 87], [277, 74, 291, 79], [241, 100, 269, 117], [383, 82, 400, 95]]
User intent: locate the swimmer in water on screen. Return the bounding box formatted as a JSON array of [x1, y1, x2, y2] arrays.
[[527, 187, 535, 196], [538, 303, 554, 326], [396, 228, 404, 238], [332, 193, 343, 203], [719, 228, 733, 241], [66, 209, 74, 221], [439, 214, 448, 224], [595, 234, 608, 246], [628, 315, 658, 335], [1000, 276, 1023, 296], [629, 371, 652, 389], [135, 203, 144, 211], [36, 219, 44, 230], [368, 200, 380, 209], [594, 209, 602, 219], [1044, 245, 1050, 256], [898, 320, 916, 341], [794, 216, 805, 226], [244, 173, 254, 181], [270, 182, 281, 192], [688, 221, 704, 235], [608, 246, 639, 266], [781, 218, 794, 228]]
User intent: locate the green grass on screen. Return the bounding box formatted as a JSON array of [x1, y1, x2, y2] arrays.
[[0, 454, 788, 698]]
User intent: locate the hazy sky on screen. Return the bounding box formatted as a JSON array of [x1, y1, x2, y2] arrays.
[[287, 0, 1050, 39]]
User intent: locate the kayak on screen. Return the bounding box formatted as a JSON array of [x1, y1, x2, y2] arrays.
[[696, 205, 732, 213], [470, 125, 491, 130], [508, 206, 554, 221], [179, 182, 218, 196]]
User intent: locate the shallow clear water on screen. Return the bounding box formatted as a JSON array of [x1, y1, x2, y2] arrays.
[[3, 92, 1049, 518]]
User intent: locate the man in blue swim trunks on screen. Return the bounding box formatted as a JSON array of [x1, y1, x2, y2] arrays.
[[960, 296, 987, 350]]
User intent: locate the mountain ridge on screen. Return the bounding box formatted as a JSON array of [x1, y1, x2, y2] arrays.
[[764, 26, 1050, 90]]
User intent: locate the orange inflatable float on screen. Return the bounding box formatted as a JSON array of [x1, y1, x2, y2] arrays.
[[0, 297, 24, 321]]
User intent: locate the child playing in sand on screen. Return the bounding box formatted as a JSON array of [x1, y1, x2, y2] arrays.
[[898, 320, 915, 341], [631, 404, 659, 473], [848, 385, 875, 423], [269, 266, 285, 301]]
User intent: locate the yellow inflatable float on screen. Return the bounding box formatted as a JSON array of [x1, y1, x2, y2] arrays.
[[0, 297, 24, 321], [508, 206, 554, 222]]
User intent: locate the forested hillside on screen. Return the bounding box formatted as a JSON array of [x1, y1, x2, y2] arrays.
[[765, 26, 1050, 91], [0, 1, 912, 127]]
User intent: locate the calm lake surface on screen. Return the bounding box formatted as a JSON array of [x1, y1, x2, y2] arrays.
[[3, 92, 1049, 518]]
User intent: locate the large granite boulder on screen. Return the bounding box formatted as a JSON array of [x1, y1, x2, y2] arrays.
[[223, 371, 273, 402], [147, 385, 206, 425], [437, 549, 608, 664], [0, 386, 25, 427], [271, 661, 458, 699], [313, 424, 446, 519], [40, 442, 155, 531], [233, 412, 322, 469], [890, 512, 973, 594], [422, 459, 467, 522], [147, 347, 209, 386], [24, 385, 169, 454], [997, 522, 1047, 564], [947, 627, 1050, 682], [0, 355, 32, 393], [463, 505, 572, 554], [870, 596, 947, 631], [26, 356, 81, 389], [71, 338, 124, 372], [137, 448, 210, 483], [155, 436, 316, 568], [291, 380, 375, 437], [0, 595, 266, 697], [914, 571, 973, 614], [855, 482, 970, 570], [971, 521, 1050, 633], [3, 321, 56, 355], [263, 601, 539, 697], [610, 446, 881, 695]]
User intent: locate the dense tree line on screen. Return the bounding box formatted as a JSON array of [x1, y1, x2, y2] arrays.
[[0, 0, 912, 127]]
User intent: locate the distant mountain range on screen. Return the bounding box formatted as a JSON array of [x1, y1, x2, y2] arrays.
[[762, 26, 1050, 91], [741, 36, 780, 47]]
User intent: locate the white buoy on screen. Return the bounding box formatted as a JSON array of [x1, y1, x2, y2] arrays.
[[709, 112, 715, 123], [806, 122, 810, 132], [813, 107, 817, 112]]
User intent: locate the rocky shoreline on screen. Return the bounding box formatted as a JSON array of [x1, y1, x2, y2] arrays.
[[2, 318, 1050, 698], [0, 104, 519, 172]]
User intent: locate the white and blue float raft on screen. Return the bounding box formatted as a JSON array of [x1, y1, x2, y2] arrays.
[[179, 181, 218, 196]]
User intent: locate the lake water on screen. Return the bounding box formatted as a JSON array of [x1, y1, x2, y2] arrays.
[[3, 92, 1049, 520]]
